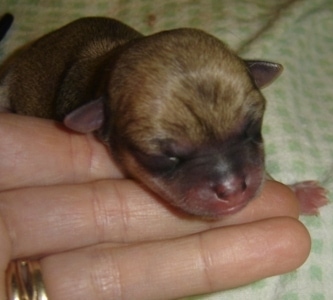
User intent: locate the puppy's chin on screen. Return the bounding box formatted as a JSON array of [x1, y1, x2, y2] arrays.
[[158, 167, 265, 218], [180, 168, 265, 218]]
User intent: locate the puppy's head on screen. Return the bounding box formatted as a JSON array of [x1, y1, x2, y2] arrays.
[[65, 29, 282, 218]]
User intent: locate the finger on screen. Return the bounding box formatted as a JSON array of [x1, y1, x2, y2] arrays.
[[0, 113, 122, 191], [41, 218, 310, 300], [0, 180, 299, 258]]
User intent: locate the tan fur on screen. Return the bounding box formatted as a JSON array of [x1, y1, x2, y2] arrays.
[[105, 29, 265, 150]]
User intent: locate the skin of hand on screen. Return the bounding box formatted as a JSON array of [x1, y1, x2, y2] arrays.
[[0, 113, 311, 300]]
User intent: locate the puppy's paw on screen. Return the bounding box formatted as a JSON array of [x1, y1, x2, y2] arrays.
[[289, 181, 329, 215]]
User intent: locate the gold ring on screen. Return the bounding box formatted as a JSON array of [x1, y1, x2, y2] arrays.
[[6, 260, 48, 300]]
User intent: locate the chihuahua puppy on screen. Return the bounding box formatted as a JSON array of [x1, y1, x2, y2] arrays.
[[0, 17, 327, 218]]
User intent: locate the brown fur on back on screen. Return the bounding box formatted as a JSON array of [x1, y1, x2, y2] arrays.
[[0, 17, 142, 119]]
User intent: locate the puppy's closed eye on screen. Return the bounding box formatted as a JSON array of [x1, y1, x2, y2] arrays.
[[133, 150, 181, 174]]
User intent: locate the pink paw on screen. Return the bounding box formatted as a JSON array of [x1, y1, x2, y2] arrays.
[[289, 181, 329, 215]]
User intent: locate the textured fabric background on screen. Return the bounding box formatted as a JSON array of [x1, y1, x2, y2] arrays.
[[1, 1, 333, 299]]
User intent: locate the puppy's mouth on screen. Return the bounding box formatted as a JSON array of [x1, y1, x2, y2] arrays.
[[176, 167, 265, 218], [214, 197, 249, 214]]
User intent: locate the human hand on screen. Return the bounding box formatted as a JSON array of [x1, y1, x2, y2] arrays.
[[0, 114, 310, 300]]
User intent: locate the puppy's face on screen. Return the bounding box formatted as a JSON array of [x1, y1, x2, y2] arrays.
[[100, 29, 267, 218]]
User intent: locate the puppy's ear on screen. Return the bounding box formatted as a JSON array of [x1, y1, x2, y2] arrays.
[[64, 98, 104, 133], [245, 60, 283, 89]]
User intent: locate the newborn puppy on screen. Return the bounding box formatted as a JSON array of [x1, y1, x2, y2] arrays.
[[0, 17, 327, 218]]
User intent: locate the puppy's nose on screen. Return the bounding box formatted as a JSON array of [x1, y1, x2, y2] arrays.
[[213, 176, 247, 201]]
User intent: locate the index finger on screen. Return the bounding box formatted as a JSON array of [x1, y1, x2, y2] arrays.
[[0, 113, 123, 190]]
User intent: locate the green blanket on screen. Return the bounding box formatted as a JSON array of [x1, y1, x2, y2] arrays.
[[1, 0, 332, 299]]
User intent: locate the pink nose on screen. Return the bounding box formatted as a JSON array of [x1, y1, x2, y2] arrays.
[[213, 176, 247, 201]]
